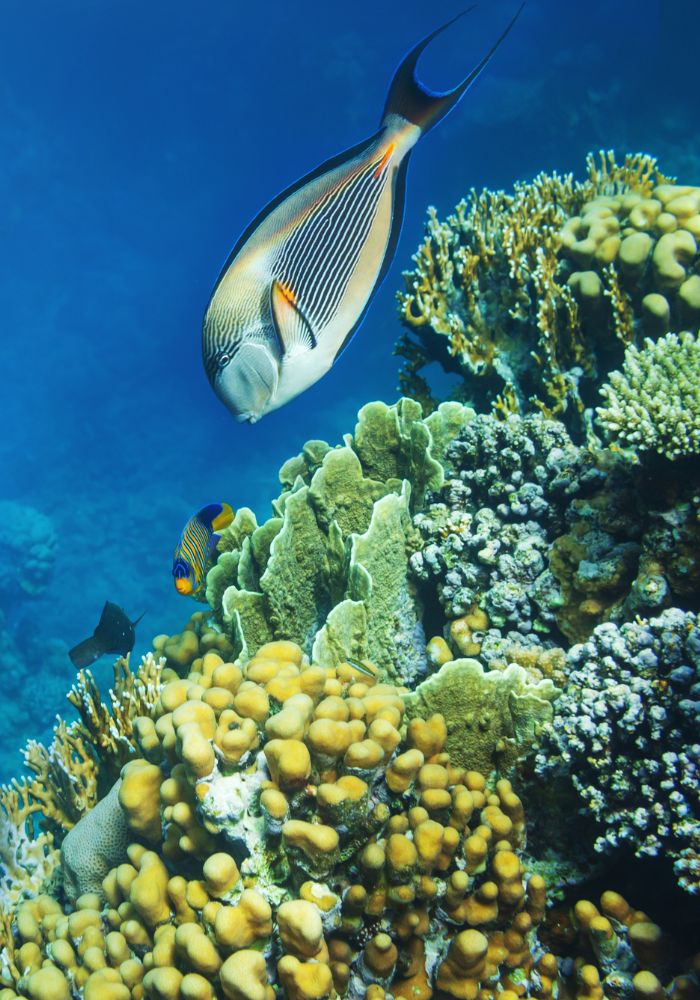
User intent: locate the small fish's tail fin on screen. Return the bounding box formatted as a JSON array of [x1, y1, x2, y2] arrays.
[[197, 502, 235, 531], [382, 4, 524, 134], [69, 635, 104, 669], [211, 502, 235, 532]]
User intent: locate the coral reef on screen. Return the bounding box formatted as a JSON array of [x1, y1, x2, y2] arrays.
[[597, 331, 700, 459], [0, 501, 57, 601], [408, 409, 700, 648], [201, 399, 475, 683], [0, 396, 699, 998], [396, 152, 700, 433], [536, 608, 700, 894], [403, 657, 560, 775], [0, 640, 558, 1000], [540, 890, 699, 1000], [410, 412, 603, 639]]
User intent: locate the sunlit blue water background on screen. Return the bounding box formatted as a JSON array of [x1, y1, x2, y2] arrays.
[[1, 0, 697, 780]]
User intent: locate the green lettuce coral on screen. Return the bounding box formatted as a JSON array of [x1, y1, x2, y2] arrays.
[[204, 399, 473, 682]]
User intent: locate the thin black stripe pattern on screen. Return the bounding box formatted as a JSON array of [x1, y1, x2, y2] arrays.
[[273, 149, 391, 334], [202, 308, 243, 380]]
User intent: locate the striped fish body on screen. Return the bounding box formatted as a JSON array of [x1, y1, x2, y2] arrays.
[[202, 8, 523, 423], [173, 502, 234, 598], [203, 120, 418, 422]]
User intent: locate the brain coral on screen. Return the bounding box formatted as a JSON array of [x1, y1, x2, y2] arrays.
[[597, 331, 700, 459], [535, 608, 700, 894], [396, 151, 700, 434]]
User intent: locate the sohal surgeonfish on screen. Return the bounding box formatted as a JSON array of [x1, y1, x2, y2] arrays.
[[173, 502, 234, 598], [202, 6, 523, 423], [69, 601, 144, 668]]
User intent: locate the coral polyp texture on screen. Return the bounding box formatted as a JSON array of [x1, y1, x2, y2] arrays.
[[536, 608, 700, 893], [0, 639, 555, 1000], [1, 397, 699, 998], [396, 151, 700, 431], [597, 331, 700, 459]]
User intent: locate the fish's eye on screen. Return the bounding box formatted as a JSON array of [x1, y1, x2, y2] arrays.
[[217, 352, 231, 369]]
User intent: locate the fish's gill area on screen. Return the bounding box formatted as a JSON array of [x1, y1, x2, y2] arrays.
[[1, 1, 700, 998]]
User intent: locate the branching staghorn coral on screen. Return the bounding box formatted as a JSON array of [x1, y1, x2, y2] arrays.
[[597, 331, 700, 459], [67, 650, 164, 781], [21, 721, 97, 833], [0, 781, 59, 912], [397, 152, 700, 433]]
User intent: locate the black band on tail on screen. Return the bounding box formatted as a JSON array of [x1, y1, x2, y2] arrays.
[[382, 3, 525, 134]]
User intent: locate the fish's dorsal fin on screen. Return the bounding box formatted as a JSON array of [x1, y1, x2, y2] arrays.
[[270, 279, 317, 357]]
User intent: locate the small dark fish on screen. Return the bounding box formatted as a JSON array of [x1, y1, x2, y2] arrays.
[[173, 502, 235, 598], [202, 6, 524, 422], [69, 601, 144, 669]]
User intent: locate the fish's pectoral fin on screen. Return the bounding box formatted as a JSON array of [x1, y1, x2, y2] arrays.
[[270, 279, 317, 358]]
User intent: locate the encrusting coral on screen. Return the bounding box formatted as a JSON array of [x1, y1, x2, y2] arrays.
[[597, 331, 700, 459], [396, 151, 700, 432], [536, 608, 700, 894], [408, 407, 700, 647]]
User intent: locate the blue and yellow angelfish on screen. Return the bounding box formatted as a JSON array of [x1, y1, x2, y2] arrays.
[[173, 502, 234, 598], [202, 6, 523, 423]]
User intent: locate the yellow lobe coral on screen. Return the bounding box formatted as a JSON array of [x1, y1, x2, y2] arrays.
[[277, 955, 334, 1000], [277, 900, 327, 960], [264, 739, 312, 790], [214, 890, 273, 951], [220, 950, 275, 1000], [118, 759, 162, 843], [129, 851, 171, 927]]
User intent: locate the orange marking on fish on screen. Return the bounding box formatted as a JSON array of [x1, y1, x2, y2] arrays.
[[374, 142, 396, 178], [175, 578, 193, 595], [279, 281, 297, 305]]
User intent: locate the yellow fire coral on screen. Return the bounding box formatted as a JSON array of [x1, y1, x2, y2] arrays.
[[397, 151, 699, 434]]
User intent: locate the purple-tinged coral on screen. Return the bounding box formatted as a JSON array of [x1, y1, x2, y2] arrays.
[[535, 608, 700, 893]]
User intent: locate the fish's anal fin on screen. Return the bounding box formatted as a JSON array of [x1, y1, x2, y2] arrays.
[[270, 279, 317, 357]]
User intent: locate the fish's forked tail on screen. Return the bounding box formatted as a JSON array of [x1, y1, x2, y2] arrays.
[[382, 4, 524, 134]]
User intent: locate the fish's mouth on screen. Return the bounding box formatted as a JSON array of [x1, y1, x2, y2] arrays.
[[175, 578, 193, 595]]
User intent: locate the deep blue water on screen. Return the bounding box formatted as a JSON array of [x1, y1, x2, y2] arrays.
[[1, 0, 697, 780]]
